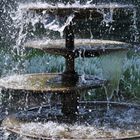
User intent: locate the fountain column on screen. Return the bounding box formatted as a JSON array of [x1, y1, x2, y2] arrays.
[[61, 92, 79, 117], [60, 21, 79, 117], [64, 22, 76, 74]]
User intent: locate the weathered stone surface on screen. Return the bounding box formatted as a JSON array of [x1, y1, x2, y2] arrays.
[[25, 39, 130, 57], [2, 102, 140, 140], [0, 73, 105, 93]]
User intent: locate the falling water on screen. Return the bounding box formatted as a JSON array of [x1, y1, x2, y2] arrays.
[[4, 1, 140, 108], [97, 6, 114, 26], [6, 1, 138, 75], [0, 1, 140, 139], [130, 8, 139, 42], [100, 51, 127, 101]]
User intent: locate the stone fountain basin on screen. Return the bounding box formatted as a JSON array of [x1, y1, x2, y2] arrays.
[[25, 39, 130, 57], [2, 101, 140, 140]]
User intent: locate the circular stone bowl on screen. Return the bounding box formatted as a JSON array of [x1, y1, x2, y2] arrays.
[[0, 73, 106, 94], [2, 101, 140, 140], [24, 39, 131, 58]]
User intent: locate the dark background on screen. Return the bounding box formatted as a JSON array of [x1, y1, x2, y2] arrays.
[[0, 0, 140, 47]]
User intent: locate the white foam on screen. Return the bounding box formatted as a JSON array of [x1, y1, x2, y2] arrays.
[[8, 121, 139, 139]]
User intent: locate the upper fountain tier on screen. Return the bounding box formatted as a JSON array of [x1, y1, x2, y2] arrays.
[[20, 2, 135, 19]]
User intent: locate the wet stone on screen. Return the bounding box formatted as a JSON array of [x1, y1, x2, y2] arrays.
[[0, 73, 106, 93], [2, 102, 140, 140], [24, 39, 130, 57]]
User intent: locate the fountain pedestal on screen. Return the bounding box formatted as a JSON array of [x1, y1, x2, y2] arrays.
[[64, 21, 76, 75], [61, 92, 79, 117]]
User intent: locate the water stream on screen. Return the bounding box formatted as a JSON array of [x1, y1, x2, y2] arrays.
[[100, 51, 127, 101]]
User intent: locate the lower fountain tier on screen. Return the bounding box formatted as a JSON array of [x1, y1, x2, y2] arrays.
[[2, 102, 140, 139], [0, 73, 105, 93], [25, 39, 130, 57]]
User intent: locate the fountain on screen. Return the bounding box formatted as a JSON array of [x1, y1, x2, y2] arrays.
[[0, 2, 140, 140]]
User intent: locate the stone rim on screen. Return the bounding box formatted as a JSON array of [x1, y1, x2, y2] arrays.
[[2, 101, 140, 140], [0, 73, 106, 93]]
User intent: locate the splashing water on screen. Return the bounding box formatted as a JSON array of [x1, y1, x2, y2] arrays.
[[4, 121, 139, 139], [8, 2, 77, 74], [2, 102, 140, 139], [1, 1, 140, 139], [7, 1, 137, 75], [14, 2, 76, 38], [100, 51, 127, 101], [97, 7, 114, 26], [44, 14, 75, 38], [4, 1, 139, 104]]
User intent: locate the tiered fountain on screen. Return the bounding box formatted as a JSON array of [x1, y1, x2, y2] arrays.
[[0, 2, 140, 140]]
